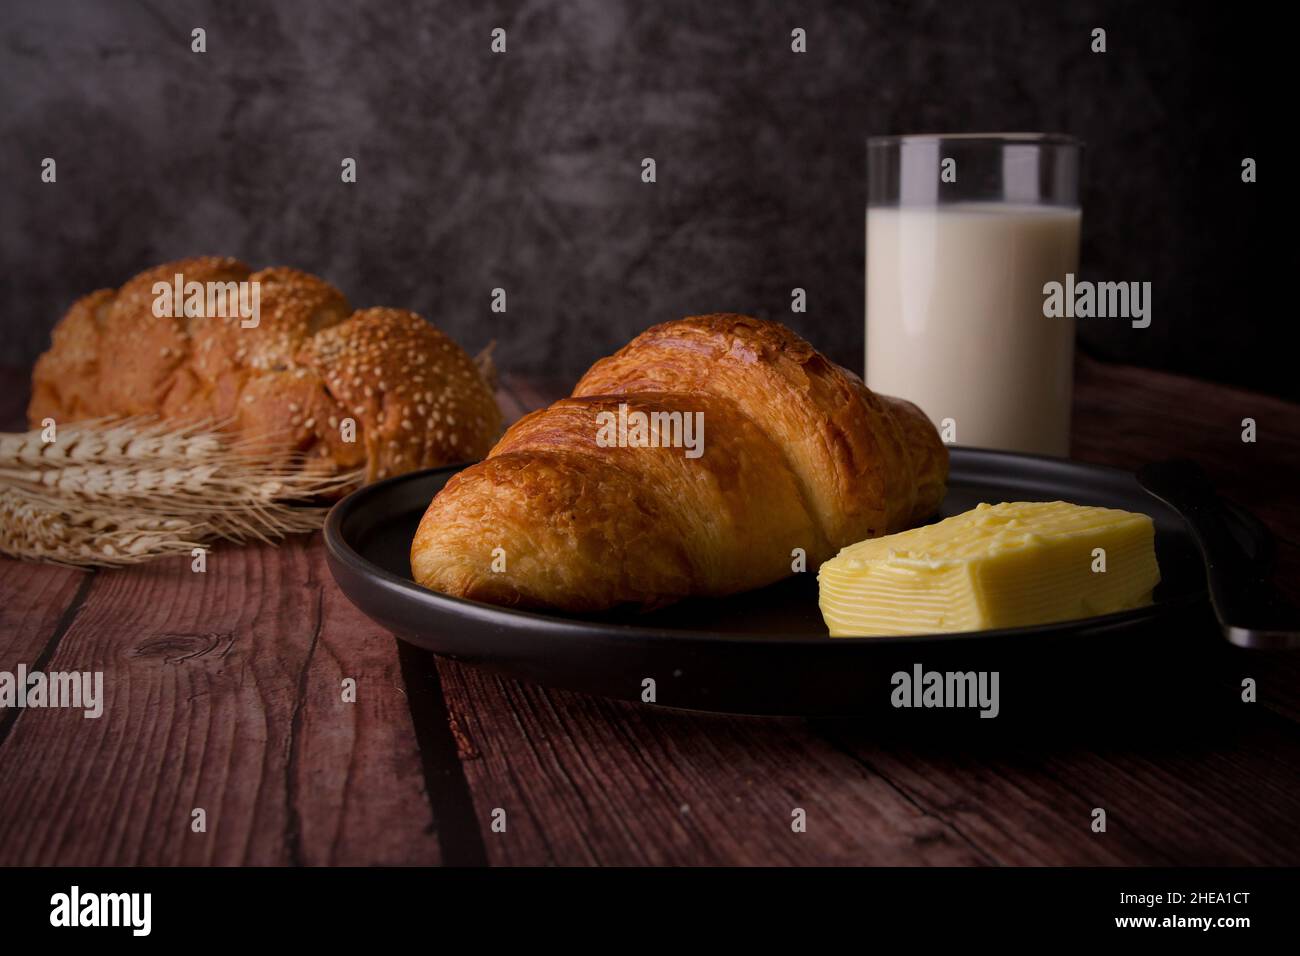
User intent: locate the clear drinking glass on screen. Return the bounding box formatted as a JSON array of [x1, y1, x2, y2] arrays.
[[866, 133, 1082, 456]]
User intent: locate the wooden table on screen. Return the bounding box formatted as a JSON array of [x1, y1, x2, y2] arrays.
[[1, 359, 1297, 866]]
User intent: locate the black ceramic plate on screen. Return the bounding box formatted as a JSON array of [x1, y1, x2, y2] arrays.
[[324, 448, 1270, 716]]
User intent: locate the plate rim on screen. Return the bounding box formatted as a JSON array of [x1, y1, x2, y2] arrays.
[[323, 446, 1205, 648]]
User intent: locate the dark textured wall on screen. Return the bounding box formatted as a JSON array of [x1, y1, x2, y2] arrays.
[[0, 1, 1271, 393]]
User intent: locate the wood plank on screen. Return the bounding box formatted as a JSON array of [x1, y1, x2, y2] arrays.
[[0, 564, 90, 677], [0, 375, 528, 865], [0, 369, 99, 748], [0, 536, 442, 865], [816, 705, 1300, 866], [436, 661, 990, 865], [436, 655, 1300, 865], [1073, 354, 1300, 550], [435, 360, 1300, 866], [2, 358, 1296, 866]]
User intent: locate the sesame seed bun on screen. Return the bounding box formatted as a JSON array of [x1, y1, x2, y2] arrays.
[[28, 259, 502, 485]]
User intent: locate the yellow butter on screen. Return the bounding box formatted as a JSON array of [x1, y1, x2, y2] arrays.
[[817, 501, 1160, 637]]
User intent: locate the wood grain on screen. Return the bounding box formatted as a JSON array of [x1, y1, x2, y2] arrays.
[[437, 664, 990, 865], [0, 371, 97, 749], [434, 360, 1300, 865], [816, 705, 1300, 866], [0, 536, 441, 865], [1, 359, 1297, 866], [0, 563, 90, 685]]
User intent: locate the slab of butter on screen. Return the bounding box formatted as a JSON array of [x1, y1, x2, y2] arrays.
[[818, 501, 1161, 637]]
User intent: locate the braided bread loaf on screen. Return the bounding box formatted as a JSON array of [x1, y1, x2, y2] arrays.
[[28, 257, 501, 483], [411, 314, 947, 612]]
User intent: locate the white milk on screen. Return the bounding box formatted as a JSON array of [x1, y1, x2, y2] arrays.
[[865, 203, 1081, 456]]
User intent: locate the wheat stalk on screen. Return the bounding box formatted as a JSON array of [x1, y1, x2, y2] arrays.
[[0, 486, 209, 567], [0, 417, 362, 566], [0, 416, 224, 466]]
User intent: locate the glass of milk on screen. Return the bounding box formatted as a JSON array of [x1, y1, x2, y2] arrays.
[[866, 133, 1082, 457]]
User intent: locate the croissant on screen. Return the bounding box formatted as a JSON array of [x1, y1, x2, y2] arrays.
[[411, 314, 948, 612]]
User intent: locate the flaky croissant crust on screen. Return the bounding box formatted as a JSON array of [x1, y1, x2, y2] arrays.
[[412, 313, 948, 613]]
